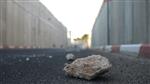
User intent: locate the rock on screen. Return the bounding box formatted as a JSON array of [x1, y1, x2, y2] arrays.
[[48, 56, 53, 59], [26, 58, 30, 61], [66, 53, 76, 61], [64, 55, 112, 80]]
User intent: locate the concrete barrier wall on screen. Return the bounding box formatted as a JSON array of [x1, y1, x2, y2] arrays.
[[92, 0, 150, 48], [91, 2, 108, 48], [0, 0, 67, 49], [97, 44, 150, 59]]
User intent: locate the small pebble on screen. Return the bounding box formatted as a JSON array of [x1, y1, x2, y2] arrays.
[[49, 56, 53, 59], [26, 58, 30, 61]]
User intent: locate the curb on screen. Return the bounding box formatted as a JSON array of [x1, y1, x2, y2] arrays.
[[0, 45, 34, 49], [98, 44, 150, 59]]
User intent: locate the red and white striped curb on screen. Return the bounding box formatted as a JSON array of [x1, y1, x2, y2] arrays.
[[99, 44, 150, 59], [0, 45, 34, 49], [0, 45, 55, 49], [9, 45, 16, 49], [0, 45, 3, 49]]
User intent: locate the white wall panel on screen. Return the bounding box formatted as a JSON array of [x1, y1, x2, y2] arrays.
[[92, 0, 150, 48], [0, 0, 67, 48]]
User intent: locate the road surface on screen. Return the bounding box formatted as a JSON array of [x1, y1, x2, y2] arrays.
[[0, 49, 150, 84]]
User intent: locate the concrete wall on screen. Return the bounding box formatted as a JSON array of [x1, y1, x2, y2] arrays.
[[92, 0, 150, 48], [0, 0, 7, 47], [91, 2, 108, 48], [132, 0, 148, 43], [0, 0, 67, 48]]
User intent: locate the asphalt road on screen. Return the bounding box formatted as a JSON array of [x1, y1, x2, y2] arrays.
[[0, 49, 150, 84]]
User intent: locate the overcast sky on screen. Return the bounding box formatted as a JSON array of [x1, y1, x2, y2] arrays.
[[40, 0, 103, 39]]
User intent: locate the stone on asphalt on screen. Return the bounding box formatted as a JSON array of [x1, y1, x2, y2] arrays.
[[48, 56, 53, 59], [66, 53, 76, 61], [64, 55, 112, 80], [26, 58, 30, 61]]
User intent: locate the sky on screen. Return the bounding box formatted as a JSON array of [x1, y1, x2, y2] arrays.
[[40, 0, 103, 40]]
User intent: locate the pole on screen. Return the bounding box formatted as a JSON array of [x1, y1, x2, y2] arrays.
[[69, 31, 71, 43], [107, 0, 110, 45]]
